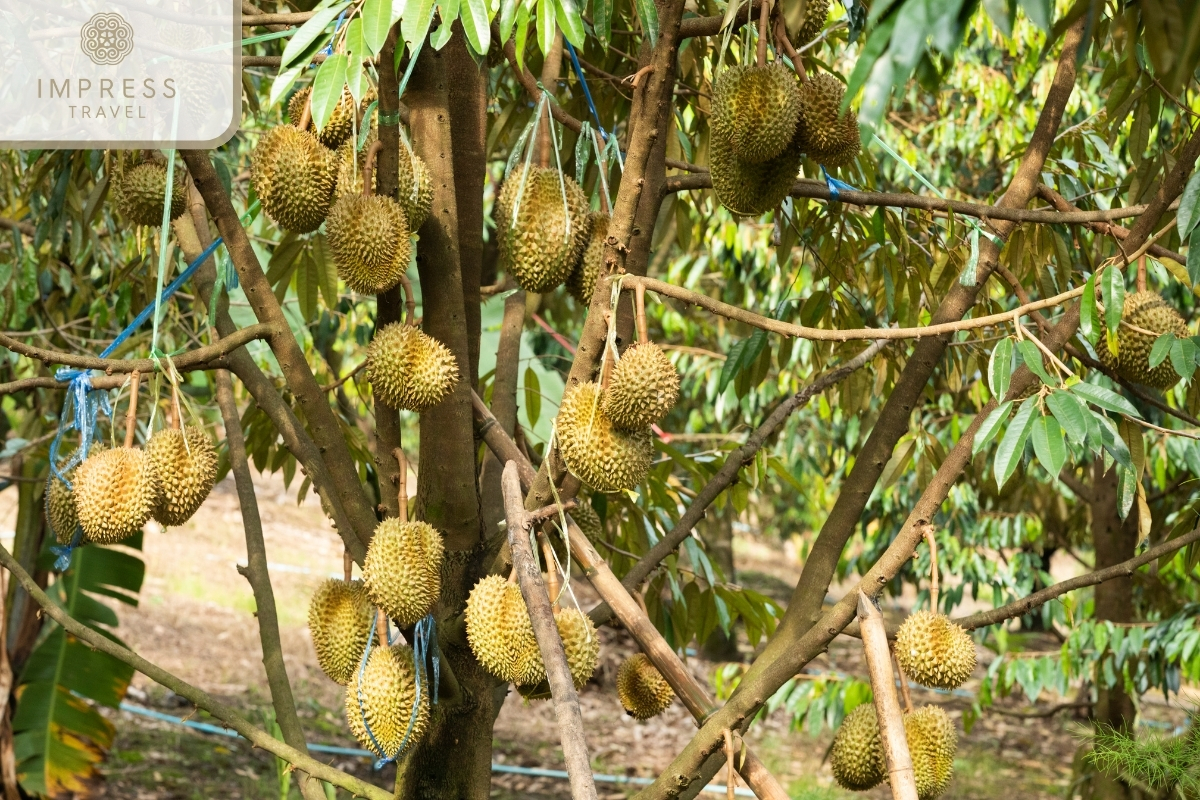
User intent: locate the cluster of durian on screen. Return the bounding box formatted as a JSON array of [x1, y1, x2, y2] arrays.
[[60, 426, 218, 545], [1099, 290, 1189, 389], [110, 152, 187, 227], [334, 124, 432, 231], [554, 344, 678, 493], [616, 653, 675, 719], [495, 166, 593, 294], [365, 323, 460, 412], [830, 703, 957, 799], [464, 574, 601, 691]]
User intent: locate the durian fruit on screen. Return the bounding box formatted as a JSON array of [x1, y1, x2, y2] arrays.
[[554, 382, 654, 493], [514, 607, 601, 699], [905, 705, 956, 800], [495, 166, 591, 292], [1098, 290, 1189, 388], [251, 125, 339, 234], [465, 574, 540, 683], [345, 644, 430, 758], [830, 703, 886, 791], [73, 447, 160, 544], [796, 73, 862, 168], [334, 132, 433, 231], [602, 343, 680, 431], [365, 323, 460, 412], [308, 579, 373, 685], [895, 610, 977, 690], [616, 653, 674, 719], [709, 123, 803, 216], [566, 212, 608, 305], [146, 426, 218, 527], [712, 64, 802, 164], [45, 448, 103, 545], [326, 193, 412, 294], [113, 161, 186, 226], [289, 86, 357, 149], [569, 498, 603, 540], [362, 518, 444, 627], [791, 0, 831, 46]]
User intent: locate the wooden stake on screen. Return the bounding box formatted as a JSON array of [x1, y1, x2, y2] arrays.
[[124, 370, 141, 448], [858, 591, 919, 800]]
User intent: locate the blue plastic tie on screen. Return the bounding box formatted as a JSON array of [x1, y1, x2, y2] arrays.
[[322, 11, 346, 55], [564, 41, 605, 141], [821, 166, 858, 202]]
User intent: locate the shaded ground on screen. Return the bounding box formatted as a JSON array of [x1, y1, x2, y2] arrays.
[[0, 472, 1192, 798]]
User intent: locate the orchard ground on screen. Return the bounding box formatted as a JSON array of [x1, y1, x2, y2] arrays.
[[0, 472, 1190, 799]]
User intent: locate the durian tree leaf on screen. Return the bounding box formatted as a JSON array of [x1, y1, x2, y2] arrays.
[[310, 54, 349, 134], [1170, 336, 1196, 381], [361, 0, 394, 55], [269, 64, 305, 109], [345, 17, 366, 57], [880, 436, 917, 488], [536, 0, 556, 56], [524, 365, 541, 427], [1189, 228, 1200, 286], [1096, 413, 1135, 473], [983, 0, 1014, 36], [432, 0, 459, 49], [1045, 390, 1089, 446], [1017, 339, 1055, 386], [296, 251, 320, 323], [1150, 332, 1176, 368], [514, 4, 531, 72], [972, 400, 1012, 456], [1017, 0, 1051, 30], [634, 0, 659, 46], [1080, 272, 1100, 344], [1115, 463, 1137, 519], [346, 53, 366, 103], [591, 0, 611, 49], [266, 235, 304, 288], [1031, 414, 1067, 479], [1177, 166, 1200, 240], [459, 0, 492, 56], [1118, 417, 1146, 478], [993, 396, 1037, 489], [499, 0, 521, 44], [554, 0, 585, 48], [1101, 265, 1125, 338], [280, 2, 350, 69], [1069, 381, 1143, 419], [311, 234, 339, 309], [987, 337, 1013, 398], [402, 0, 437, 46], [718, 338, 748, 393]]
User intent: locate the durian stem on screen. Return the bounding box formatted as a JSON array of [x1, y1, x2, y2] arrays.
[[893, 650, 914, 713], [124, 370, 141, 448], [397, 273, 416, 326], [170, 380, 182, 431], [540, 530, 562, 608], [922, 525, 938, 612], [756, 0, 770, 68], [361, 140, 385, 198], [635, 283, 649, 345], [343, 549, 352, 582], [1137, 254, 1147, 292], [393, 447, 408, 523], [298, 93, 312, 133], [774, 14, 808, 82], [593, 129, 612, 214]]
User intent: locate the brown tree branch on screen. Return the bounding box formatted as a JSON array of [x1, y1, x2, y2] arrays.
[[0, 373, 146, 396], [0, 218, 33, 238], [1037, 184, 1186, 265]]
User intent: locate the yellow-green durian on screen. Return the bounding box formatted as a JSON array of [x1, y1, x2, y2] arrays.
[[602, 343, 679, 431], [495, 166, 591, 292], [289, 86, 358, 149], [146, 426, 218, 527], [465, 574, 540, 684], [326, 193, 412, 295], [513, 607, 601, 699], [569, 499, 603, 540], [46, 472, 78, 545], [365, 323, 460, 412], [114, 162, 186, 227], [362, 518, 443, 627], [616, 653, 674, 719], [345, 644, 430, 758], [830, 703, 886, 791], [251, 125, 339, 234], [895, 610, 977, 690], [709, 122, 802, 216], [566, 212, 608, 305], [796, 73, 861, 168], [905, 705, 956, 800], [74, 447, 159, 544], [712, 64, 802, 164], [334, 131, 433, 231], [555, 382, 654, 493], [791, 0, 831, 46], [1098, 290, 1190, 388], [309, 579, 373, 685]]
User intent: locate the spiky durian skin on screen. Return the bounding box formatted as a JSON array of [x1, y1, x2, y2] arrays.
[[569, 498, 603, 540], [830, 703, 886, 791], [309, 579, 373, 685], [567, 213, 608, 305], [495, 166, 591, 292], [792, 0, 831, 45], [251, 125, 338, 234], [345, 644, 430, 758], [465, 575, 540, 684], [146, 427, 218, 527], [712, 64, 802, 164], [326, 194, 412, 295], [555, 382, 654, 493], [334, 129, 433, 231], [289, 86, 357, 149], [796, 73, 861, 168], [362, 519, 443, 628], [617, 653, 674, 719], [46, 473, 77, 545], [905, 705, 956, 800], [556, 608, 600, 689], [365, 323, 460, 412], [74, 447, 159, 544], [1098, 290, 1190, 388], [895, 610, 977, 690], [114, 163, 186, 226], [709, 123, 802, 216], [603, 343, 680, 431]]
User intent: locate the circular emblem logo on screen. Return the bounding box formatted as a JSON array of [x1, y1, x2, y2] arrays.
[[80, 12, 134, 66]]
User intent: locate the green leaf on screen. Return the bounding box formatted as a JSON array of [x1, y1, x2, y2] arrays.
[[988, 338, 1013, 398], [555, 0, 585, 47], [1189, 228, 1200, 286], [514, 3, 531, 72], [266, 235, 304, 288], [994, 397, 1038, 488], [635, 0, 659, 46], [1171, 336, 1197, 381], [1017, 0, 1051, 29], [536, 0, 556, 56], [1031, 414, 1067, 479], [1101, 266, 1125, 340], [346, 52, 366, 103], [718, 338, 749, 393], [592, 0, 611, 49], [432, 0, 459, 49], [311, 235, 339, 309], [1017, 339, 1055, 386], [1096, 414, 1134, 473], [269, 64, 305, 108], [281, 2, 350, 69], [1069, 381, 1143, 419], [1045, 391, 1089, 446], [362, 0, 393, 54], [972, 400, 1013, 456], [310, 54, 349, 134], [402, 0, 436, 45], [1080, 272, 1099, 344], [499, 0, 521, 43], [1178, 169, 1200, 240], [345, 16, 366, 55], [524, 366, 541, 427], [459, 0, 492, 54], [1150, 332, 1177, 368]]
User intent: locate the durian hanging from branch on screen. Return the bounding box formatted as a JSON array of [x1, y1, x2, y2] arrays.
[[365, 274, 461, 412]]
